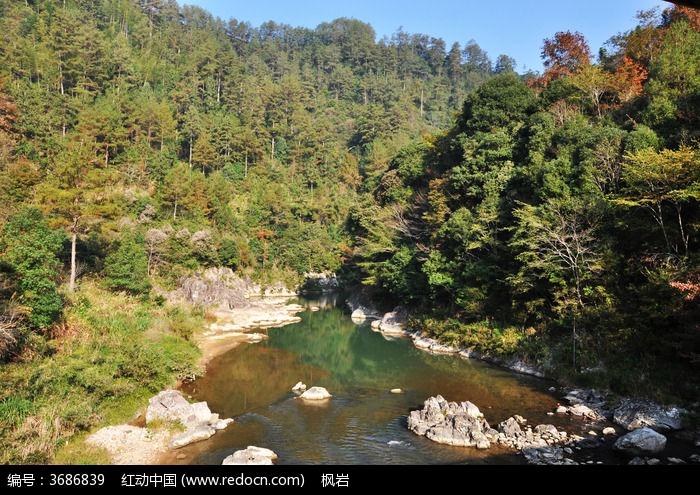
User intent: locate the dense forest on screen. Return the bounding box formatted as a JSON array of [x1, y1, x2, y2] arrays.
[[0, 0, 698, 464]]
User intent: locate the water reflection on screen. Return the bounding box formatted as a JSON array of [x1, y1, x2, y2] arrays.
[[169, 296, 571, 465]]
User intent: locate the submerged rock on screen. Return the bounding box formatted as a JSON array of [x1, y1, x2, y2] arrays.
[[613, 427, 667, 456], [223, 446, 278, 465], [298, 386, 332, 400]]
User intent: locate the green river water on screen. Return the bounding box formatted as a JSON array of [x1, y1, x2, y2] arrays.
[[164, 294, 605, 465]]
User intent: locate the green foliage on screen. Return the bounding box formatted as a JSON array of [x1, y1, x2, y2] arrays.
[[0, 0, 697, 421], [410, 317, 526, 357], [0, 396, 34, 430], [0, 285, 201, 464], [0, 208, 64, 330], [103, 232, 151, 295], [350, 8, 700, 401]]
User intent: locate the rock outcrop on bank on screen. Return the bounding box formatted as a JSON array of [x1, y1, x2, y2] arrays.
[[362, 305, 547, 379], [612, 398, 685, 432], [146, 390, 233, 449], [167, 267, 298, 308], [87, 390, 233, 464]]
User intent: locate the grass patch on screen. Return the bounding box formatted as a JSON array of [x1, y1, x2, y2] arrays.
[[409, 317, 529, 357], [0, 281, 203, 465]]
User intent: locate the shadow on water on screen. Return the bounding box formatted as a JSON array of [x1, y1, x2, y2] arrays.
[[166, 295, 595, 465]]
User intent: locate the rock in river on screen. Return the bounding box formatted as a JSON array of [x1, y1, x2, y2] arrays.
[[407, 395, 494, 449], [613, 427, 667, 456], [223, 446, 278, 465], [291, 381, 307, 393], [408, 395, 572, 460], [298, 386, 332, 400]]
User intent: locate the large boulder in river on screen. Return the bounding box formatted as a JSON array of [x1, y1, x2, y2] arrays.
[[223, 446, 278, 465], [613, 399, 685, 432], [299, 386, 332, 400], [613, 427, 667, 456], [407, 395, 493, 449]]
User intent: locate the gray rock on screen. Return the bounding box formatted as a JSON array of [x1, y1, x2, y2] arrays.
[[298, 386, 332, 400], [146, 390, 193, 425], [647, 458, 661, 465], [147, 390, 232, 449], [146, 390, 217, 428], [522, 446, 575, 465], [689, 454, 700, 464], [377, 307, 408, 334], [410, 396, 571, 452], [212, 418, 234, 430], [667, 457, 685, 464], [613, 427, 667, 456], [223, 446, 277, 465], [498, 417, 523, 438], [408, 395, 492, 448], [170, 424, 215, 449], [301, 272, 341, 293], [568, 404, 601, 420], [506, 360, 545, 378], [628, 457, 646, 465], [613, 399, 685, 432]]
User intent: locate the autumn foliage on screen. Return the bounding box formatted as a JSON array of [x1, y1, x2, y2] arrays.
[[0, 76, 17, 137], [540, 31, 592, 85]]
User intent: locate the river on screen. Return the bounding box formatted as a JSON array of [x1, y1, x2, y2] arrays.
[[162, 294, 604, 465]]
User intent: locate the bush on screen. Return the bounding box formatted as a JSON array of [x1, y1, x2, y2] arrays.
[[103, 233, 151, 295]]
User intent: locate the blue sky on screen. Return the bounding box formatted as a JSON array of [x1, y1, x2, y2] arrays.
[[181, 0, 671, 73]]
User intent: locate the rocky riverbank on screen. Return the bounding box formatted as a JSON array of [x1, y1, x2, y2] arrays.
[[350, 298, 700, 465], [353, 301, 545, 378], [408, 394, 700, 465], [87, 270, 307, 465]]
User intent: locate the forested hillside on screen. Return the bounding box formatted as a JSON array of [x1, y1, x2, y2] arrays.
[[0, 0, 698, 464], [0, 0, 500, 330], [349, 7, 700, 400]]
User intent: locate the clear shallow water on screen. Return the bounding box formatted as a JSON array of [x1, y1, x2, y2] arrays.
[[166, 295, 590, 465]]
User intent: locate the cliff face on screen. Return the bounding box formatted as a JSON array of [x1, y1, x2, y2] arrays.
[[166, 268, 298, 309]]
